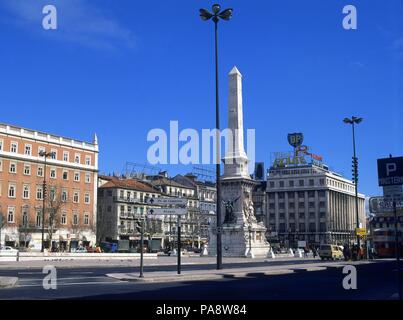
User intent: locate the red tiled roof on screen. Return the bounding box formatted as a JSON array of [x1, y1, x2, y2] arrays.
[[99, 177, 158, 193]]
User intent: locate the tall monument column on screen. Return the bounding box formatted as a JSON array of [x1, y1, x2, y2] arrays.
[[222, 67, 249, 179], [209, 66, 271, 258]]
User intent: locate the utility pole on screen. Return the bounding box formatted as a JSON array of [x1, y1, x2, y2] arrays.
[[393, 200, 402, 300]]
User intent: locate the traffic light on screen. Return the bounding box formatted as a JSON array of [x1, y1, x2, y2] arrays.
[[43, 183, 47, 199], [135, 220, 142, 234]]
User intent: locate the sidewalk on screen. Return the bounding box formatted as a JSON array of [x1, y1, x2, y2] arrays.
[[106, 260, 376, 283]]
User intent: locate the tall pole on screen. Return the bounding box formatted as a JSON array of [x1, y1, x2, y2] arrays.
[[393, 200, 402, 300], [41, 155, 47, 253], [139, 217, 144, 278], [352, 122, 360, 249], [214, 18, 223, 270], [177, 215, 181, 274]]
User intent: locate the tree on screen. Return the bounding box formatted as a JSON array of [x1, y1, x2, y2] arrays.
[[46, 184, 67, 245], [0, 210, 6, 247]]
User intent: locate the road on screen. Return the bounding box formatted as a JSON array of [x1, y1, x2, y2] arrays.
[[0, 257, 400, 300]]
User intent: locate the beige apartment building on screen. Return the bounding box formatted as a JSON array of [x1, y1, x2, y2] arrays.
[[0, 123, 99, 251]]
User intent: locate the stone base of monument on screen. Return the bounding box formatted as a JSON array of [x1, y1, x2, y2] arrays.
[[209, 224, 271, 258]]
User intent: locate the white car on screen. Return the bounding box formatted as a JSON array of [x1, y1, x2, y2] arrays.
[[0, 246, 19, 254]]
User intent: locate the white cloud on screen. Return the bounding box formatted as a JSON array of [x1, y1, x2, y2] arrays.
[[0, 0, 136, 51]]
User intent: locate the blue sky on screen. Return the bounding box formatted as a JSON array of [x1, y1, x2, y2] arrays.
[[0, 0, 402, 198]]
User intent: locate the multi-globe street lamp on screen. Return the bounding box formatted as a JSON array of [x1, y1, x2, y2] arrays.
[[343, 116, 363, 248], [39, 150, 56, 253], [199, 4, 233, 270]]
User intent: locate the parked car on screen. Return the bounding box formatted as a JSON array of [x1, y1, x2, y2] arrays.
[[0, 246, 18, 254], [319, 244, 344, 260], [74, 247, 87, 253]]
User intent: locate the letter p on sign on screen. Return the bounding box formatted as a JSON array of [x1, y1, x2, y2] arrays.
[[387, 163, 397, 176]]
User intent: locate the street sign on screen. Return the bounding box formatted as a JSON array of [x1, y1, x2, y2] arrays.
[[146, 197, 187, 206], [369, 197, 403, 213], [377, 157, 403, 186], [355, 228, 366, 236], [383, 185, 403, 199], [147, 208, 187, 216]]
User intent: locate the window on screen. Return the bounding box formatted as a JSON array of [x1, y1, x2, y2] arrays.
[[23, 185, 30, 199], [63, 151, 69, 162], [22, 209, 29, 227], [10, 142, 17, 153], [0, 139, 3, 151], [319, 201, 325, 208], [36, 186, 43, 200], [74, 172, 80, 182], [85, 173, 91, 184], [24, 144, 32, 155], [50, 168, 56, 179], [309, 202, 315, 209], [0, 159, 2, 172], [7, 207, 15, 223], [289, 202, 295, 209], [73, 214, 78, 225], [289, 180, 294, 187], [63, 170, 68, 180], [9, 162, 17, 173], [278, 192, 284, 199], [38, 147, 45, 157], [8, 184, 16, 198], [61, 212, 67, 225], [50, 149, 57, 159], [299, 180, 304, 187], [279, 181, 284, 188], [318, 190, 325, 197], [107, 206, 112, 212], [309, 179, 314, 186], [24, 164, 31, 175], [37, 166, 44, 177], [299, 223, 305, 232], [85, 156, 91, 166], [279, 203, 285, 210], [84, 193, 90, 204], [308, 191, 315, 197], [269, 181, 275, 188], [73, 191, 79, 203], [61, 190, 68, 202], [84, 213, 89, 225], [74, 154, 81, 164], [49, 187, 56, 201], [36, 212, 42, 227], [298, 191, 304, 198], [319, 179, 325, 186], [309, 223, 316, 232], [320, 223, 326, 232]]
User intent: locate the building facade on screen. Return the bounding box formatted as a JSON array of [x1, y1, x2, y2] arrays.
[[265, 162, 365, 248], [97, 175, 163, 248], [0, 123, 98, 250]]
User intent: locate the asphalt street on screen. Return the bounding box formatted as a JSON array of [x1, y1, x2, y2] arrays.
[[0, 257, 401, 300]]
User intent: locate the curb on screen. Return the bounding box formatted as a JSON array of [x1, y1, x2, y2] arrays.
[[0, 277, 19, 289], [106, 268, 297, 283]]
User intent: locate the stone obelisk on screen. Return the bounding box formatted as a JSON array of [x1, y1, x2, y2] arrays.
[[209, 66, 271, 258]]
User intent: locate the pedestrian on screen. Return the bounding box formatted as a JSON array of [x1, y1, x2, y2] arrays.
[[312, 247, 317, 258]]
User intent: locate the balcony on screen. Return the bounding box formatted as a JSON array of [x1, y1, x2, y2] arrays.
[[113, 196, 145, 204]]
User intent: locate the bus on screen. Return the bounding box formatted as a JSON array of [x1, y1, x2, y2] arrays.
[[373, 228, 403, 258]]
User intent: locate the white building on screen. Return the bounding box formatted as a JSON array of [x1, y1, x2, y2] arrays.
[[266, 160, 365, 247]]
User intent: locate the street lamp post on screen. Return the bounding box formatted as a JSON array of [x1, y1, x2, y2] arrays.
[[343, 116, 363, 249], [199, 4, 233, 270], [39, 150, 55, 253]]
